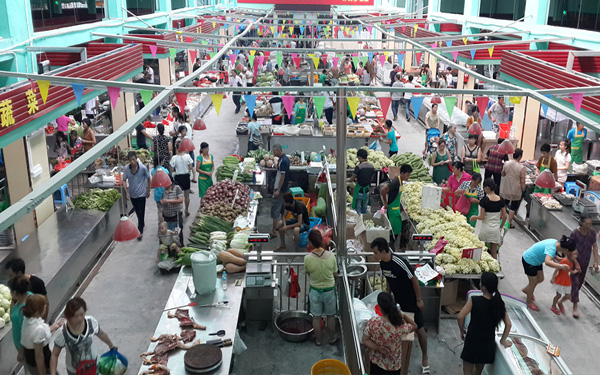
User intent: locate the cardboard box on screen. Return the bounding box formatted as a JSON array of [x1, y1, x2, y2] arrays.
[[355, 213, 392, 246], [441, 279, 458, 306], [346, 211, 359, 240]]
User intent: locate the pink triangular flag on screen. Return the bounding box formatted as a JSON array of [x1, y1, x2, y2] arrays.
[[292, 57, 301, 69], [149, 45, 158, 58], [189, 50, 197, 64], [431, 43, 437, 48], [415, 52, 423, 64], [291, 53, 298, 58], [229, 54, 236, 64], [570, 92, 584, 113], [282, 95, 295, 119], [367, 26, 373, 33], [107, 87, 120, 110], [452, 51, 459, 62], [333, 56, 340, 68], [379, 54, 386, 67], [402, 26, 406, 33], [258, 56, 264, 66], [379, 97, 392, 117]]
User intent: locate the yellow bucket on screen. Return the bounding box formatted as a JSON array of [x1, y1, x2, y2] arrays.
[[311, 359, 351, 375]]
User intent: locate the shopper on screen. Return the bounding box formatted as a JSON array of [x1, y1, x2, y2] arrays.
[[487, 97, 509, 133], [293, 96, 307, 124], [276, 193, 309, 250], [380, 165, 412, 248], [19, 294, 63, 375], [555, 139, 571, 186], [143, 64, 154, 84], [458, 272, 512, 375], [567, 122, 587, 164], [437, 72, 447, 89], [81, 118, 96, 153], [123, 151, 151, 240], [550, 248, 576, 316], [432, 139, 452, 185], [304, 230, 338, 346], [500, 148, 526, 227], [363, 61, 372, 86], [152, 123, 172, 170], [56, 115, 75, 136], [53, 132, 72, 159], [403, 75, 414, 121], [328, 64, 340, 86], [196, 142, 214, 199], [534, 143, 558, 194], [161, 176, 184, 233], [151, 155, 169, 223], [425, 104, 440, 132], [170, 143, 193, 217], [247, 113, 262, 151], [391, 74, 403, 121], [323, 84, 334, 125], [230, 70, 243, 114], [362, 292, 417, 375], [444, 161, 471, 208], [371, 238, 429, 373], [469, 178, 506, 259], [356, 61, 365, 81], [270, 144, 290, 238], [84, 97, 99, 120], [461, 134, 482, 176], [521, 236, 576, 311], [456, 173, 485, 227], [135, 117, 151, 150], [570, 216, 599, 318], [442, 124, 458, 162], [379, 120, 399, 157], [484, 138, 507, 194], [49, 297, 115, 375], [5, 258, 47, 296], [8, 276, 30, 351]]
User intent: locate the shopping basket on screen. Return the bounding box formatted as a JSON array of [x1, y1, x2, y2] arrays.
[[311, 359, 351, 375]]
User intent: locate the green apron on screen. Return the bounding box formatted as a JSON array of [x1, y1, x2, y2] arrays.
[[534, 156, 552, 194], [464, 188, 479, 228], [294, 103, 306, 124], [571, 129, 585, 164], [388, 182, 403, 235], [197, 154, 214, 198], [352, 184, 369, 212]]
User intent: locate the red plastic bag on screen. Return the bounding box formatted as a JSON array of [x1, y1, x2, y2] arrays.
[[430, 236, 448, 254], [455, 193, 471, 215], [289, 267, 300, 298], [307, 225, 333, 251]]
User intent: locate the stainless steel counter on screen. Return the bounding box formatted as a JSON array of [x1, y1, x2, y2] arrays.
[[138, 267, 244, 375]]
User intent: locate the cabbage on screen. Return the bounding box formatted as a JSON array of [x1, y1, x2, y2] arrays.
[[2, 313, 8, 322], [0, 298, 9, 311], [0, 285, 10, 300], [0, 317, 4, 329], [0, 307, 4, 316]]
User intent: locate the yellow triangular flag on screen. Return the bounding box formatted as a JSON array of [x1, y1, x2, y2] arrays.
[[289, 26, 294, 34], [488, 46, 494, 58], [211, 94, 224, 116], [463, 37, 468, 45], [294, 20, 298, 24], [250, 50, 256, 56], [196, 27, 200, 33], [270, 26, 275, 33], [212, 22, 216, 28], [308, 53, 315, 58], [347, 97, 360, 119], [414, 24, 418, 33], [37, 80, 50, 104], [312, 57, 320, 69], [383, 51, 389, 58]]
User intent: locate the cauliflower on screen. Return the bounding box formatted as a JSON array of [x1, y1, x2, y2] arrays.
[[0, 317, 4, 329], [2, 313, 8, 323]]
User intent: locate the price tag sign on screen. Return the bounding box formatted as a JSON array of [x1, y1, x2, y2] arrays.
[[462, 247, 482, 261], [547, 343, 561, 357], [232, 169, 239, 182]]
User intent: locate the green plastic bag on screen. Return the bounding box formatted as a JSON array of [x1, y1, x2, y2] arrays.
[[98, 348, 128, 375]]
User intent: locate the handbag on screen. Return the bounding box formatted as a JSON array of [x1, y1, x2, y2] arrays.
[[77, 360, 97, 375], [252, 133, 263, 146], [472, 159, 480, 173]]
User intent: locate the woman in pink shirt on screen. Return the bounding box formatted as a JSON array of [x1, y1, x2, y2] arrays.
[[444, 161, 472, 209]]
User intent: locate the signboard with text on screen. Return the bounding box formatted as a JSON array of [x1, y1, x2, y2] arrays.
[[238, 0, 374, 5]]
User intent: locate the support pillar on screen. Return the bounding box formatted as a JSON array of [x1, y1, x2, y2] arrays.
[[521, 98, 541, 160], [27, 132, 53, 225], [112, 87, 132, 149], [462, 75, 475, 112], [462, 0, 481, 35], [335, 88, 347, 259], [158, 57, 172, 85], [511, 98, 527, 148]]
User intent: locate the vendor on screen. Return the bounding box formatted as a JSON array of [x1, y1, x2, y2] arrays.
[[567, 123, 587, 164], [135, 117, 151, 150], [466, 108, 482, 148], [275, 193, 310, 251], [534, 143, 557, 194], [500, 148, 526, 228], [318, 69, 327, 84], [196, 142, 214, 200], [81, 118, 96, 153], [380, 165, 413, 248], [556, 140, 571, 186], [456, 173, 485, 227], [293, 96, 307, 124], [349, 149, 374, 214], [328, 65, 340, 86]]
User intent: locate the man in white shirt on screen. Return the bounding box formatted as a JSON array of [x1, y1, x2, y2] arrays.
[[290, 40, 297, 49], [144, 65, 154, 84], [391, 74, 404, 121], [445, 67, 453, 88], [85, 97, 99, 119], [403, 75, 415, 122], [487, 97, 510, 133], [230, 70, 243, 113]]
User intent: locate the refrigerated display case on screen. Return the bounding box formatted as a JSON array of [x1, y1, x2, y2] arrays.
[[465, 291, 571, 375]]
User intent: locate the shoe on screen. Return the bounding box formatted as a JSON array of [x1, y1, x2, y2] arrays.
[[528, 303, 540, 311], [137, 234, 143, 241], [558, 303, 565, 315], [550, 307, 560, 315], [329, 335, 339, 344], [573, 310, 580, 319], [422, 366, 430, 374], [393, 117, 398, 121]]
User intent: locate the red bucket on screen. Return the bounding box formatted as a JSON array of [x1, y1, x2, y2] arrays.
[[499, 123, 510, 139]]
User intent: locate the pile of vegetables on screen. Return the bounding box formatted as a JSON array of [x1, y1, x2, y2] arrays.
[[223, 155, 241, 167], [73, 188, 121, 211], [364, 219, 386, 230], [0, 284, 12, 329], [258, 154, 277, 168], [246, 148, 272, 161], [191, 215, 234, 236], [328, 147, 394, 169], [218, 249, 247, 274], [391, 153, 433, 183], [119, 148, 152, 164], [200, 180, 251, 222], [401, 181, 500, 275], [215, 165, 253, 182]]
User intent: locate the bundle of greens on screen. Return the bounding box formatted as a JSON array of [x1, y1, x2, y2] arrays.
[[73, 189, 121, 211]]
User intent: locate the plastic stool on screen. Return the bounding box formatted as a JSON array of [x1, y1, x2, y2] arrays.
[[53, 184, 70, 205], [564, 182, 580, 197], [289, 187, 304, 197]]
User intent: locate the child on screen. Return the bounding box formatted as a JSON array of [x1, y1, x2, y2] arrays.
[[550, 251, 578, 315], [70, 130, 83, 155], [158, 221, 181, 262]]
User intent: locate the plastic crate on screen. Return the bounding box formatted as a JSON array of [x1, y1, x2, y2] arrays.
[[299, 217, 323, 247]]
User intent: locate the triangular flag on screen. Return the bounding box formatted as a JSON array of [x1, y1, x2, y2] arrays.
[[292, 57, 301, 69], [149, 45, 158, 58], [413, 24, 418, 34], [488, 46, 494, 58], [276, 52, 283, 67], [347, 97, 360, 119], [411, 96, 425, 119], [282, 95, 295, 119], [291, 53, 298, 58], [509, 96, 522, 104], [248, 55, 255, 67], [476, 96, 490, 119], [210, 94, 223, 116], [570, 92, 584, 113], [379, 54, 386, 67], [452, 51, 459, 62], [264, 51, 271, 58], [249, 50, 256, 56], [175, 92, 188, 113], [258, 56, 264, 66], [431, 43, 437, 49], [71, 83, 85, 106], [36, 80, 50, 104], [270, 26, 275, 33], [402, 26, 406, 33], [333, 56, 340, 68], [362, 56, 368, 66], [322, 57, 328, 66], [312, 57, 320, 69], [368, 52, 374, 63], [313, 96, 326, 118], [367, 26, 373, 33], [379, 97, 392, 118], [189, 50, 197, 64], [470, 50, 476, 60], [212, 22, 216, 28], [244, 95, 257, 117], [541, 94, 552, 116], [300, 26, 305, 34], [444, 96, 457, 119], [415, 52, 422, 64], [140, 90, 153, 106], [352, 56, 359, 69], [229, 53, 236, 64], [107, 87, 120, 110], [289, 25, 294, 34], [169, 48, 176, 60], [186, 37, 193, 43], [209, 52, 216, 59], [446, 40, 453, 47], [463, 37, 468, 45]]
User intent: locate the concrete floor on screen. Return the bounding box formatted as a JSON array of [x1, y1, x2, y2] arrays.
[[71, 93, 600, 375]]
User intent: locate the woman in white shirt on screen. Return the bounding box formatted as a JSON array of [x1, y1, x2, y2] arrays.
[[556, 139, 572, 186], [19, 295, 63, 375], [170, 140, 194, 216]]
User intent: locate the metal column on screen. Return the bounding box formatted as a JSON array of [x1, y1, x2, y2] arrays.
[[335, 88, 347, 258]]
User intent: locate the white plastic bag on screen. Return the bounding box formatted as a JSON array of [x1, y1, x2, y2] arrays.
[[369, 140, 382, 152], [517, 200, 528, 221], [233, 329, 248, 355]]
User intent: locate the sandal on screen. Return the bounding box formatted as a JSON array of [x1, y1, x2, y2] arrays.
[[558, 303, 566, 315], [550, 307, 560, 315], [422, 366, 430, 374], [528, 303, 540, 311], [573, 310, 580, 319]]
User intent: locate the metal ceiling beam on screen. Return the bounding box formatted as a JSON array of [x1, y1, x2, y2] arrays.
[[414, 31, 529, 42], [122, 25, 232, 40], [566, 50, 600, 73], [431, 37, 573, 52], [26, 46, 87, 63]]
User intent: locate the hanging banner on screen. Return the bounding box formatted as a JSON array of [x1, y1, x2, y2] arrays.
[[312, 57, 320, 69], [332, 56, 340, 68], [379, 54, 386, 68], [347, 97, 360, 119], [351, 56, 359, 69], [379, 97, 392, 118], [463, 37, 468, 45], [282, 95, 295, 119], [368, 52, 374, 63], [229, 54, 237, 65], [397, 54, 404, 68], [470, 50, 476, 60], [175, 92, 188, 113], [446, 40, 453, 48], [248, 55, 255, 67], [210, 93, 223, 116], [169, 48, 176, 60], [541, 94, 552, 116], [140, 90, 153, 106], [444, 96, 458, 119], [570, 92, 584, 113], [258, 56, 265, 67], [452, 51, 459, 62], [189, 50, 197, 65], [276, 52, 283, 67], [292, 57, 301, 69], [149, 45, 158, 58], [36, 80, 50, 104], [488, 46, 494, 58], [313, 96, 326, 118], [107, 87, 121, 110], [475, 96, 490, 119], [415, 52, 422, 65], [509, 96, 522, 104], [244, 95, 257, 117], [71, 83, 85, 106], [411, 96, 425, 120]]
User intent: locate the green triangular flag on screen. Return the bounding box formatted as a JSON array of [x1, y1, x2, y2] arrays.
[[362, 56, 368, 66], [140, 90, 153, 106], [202, 41, 208, 45], [444, 96, 458, 119], [276, 52, 283, 68], [209, 52, 216, 59], [313, 96, 326, 118], [248, 55, 255, 67], [351, 56, 359, 69], [169, 48, 176, 60], [337, 53, 344, 58]]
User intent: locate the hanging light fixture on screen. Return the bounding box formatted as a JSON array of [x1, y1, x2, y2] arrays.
[[535, 169, 556, 189], [497, 139, 515, 155], [193, 118, 206, 131], [178, 138, 196, 152], [468, 121, 483, 135], [114, 216, 141, 242], [151, 168, 172, 188], [431, 95, 442, 104]]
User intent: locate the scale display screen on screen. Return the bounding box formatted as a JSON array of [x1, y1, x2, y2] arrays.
[[248, 234, 270, 243], [412, 234, 433, 242]]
